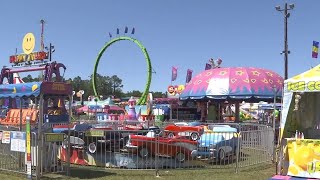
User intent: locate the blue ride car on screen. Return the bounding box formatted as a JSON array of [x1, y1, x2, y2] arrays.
[[192, 125, 240, 161]]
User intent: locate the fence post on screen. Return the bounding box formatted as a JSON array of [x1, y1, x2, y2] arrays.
[[67, 97, 72, 176], [235, 131, 241, 173], [272, 129, 276, 163], [155, 133, 160, 177], [26, 116, 32, 179]]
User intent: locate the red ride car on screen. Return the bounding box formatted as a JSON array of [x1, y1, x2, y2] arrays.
[[164, 122, 204, 141], [126, 132, 198, 162]]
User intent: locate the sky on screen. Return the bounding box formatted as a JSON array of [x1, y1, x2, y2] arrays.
[[0, 0, 319, 93]]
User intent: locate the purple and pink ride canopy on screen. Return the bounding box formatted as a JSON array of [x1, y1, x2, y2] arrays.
[[180, 67, 283, 101]]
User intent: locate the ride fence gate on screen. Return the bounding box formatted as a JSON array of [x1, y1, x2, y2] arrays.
[[0, 118, 71, 179], [55, 122, 274, 176], [0, 121, 274, 178]]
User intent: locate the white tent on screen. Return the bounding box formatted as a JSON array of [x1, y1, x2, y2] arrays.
[[280, 64, 320, 139]]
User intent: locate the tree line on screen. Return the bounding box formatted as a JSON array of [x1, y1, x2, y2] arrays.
[[21, 73, 166, 100]]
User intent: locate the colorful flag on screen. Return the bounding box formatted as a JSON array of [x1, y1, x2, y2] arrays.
[[205, 63, 212, 70], [171, 66, 178, 81], [185, 69, 193, 83], [312, 41, 319, 58]]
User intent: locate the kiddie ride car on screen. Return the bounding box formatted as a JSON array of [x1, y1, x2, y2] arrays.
[[192, 125, 240, 162], [58, 123, 161, 154], [125, 131, 198, 163], [163, 121, 204, 141]]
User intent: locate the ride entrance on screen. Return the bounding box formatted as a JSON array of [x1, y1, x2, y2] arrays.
[[0, 31, 72, 179]]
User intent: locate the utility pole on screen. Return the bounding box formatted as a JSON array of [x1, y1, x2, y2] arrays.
[[276, 3, 295, 80]]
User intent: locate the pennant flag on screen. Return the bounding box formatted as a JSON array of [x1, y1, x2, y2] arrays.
[[185, 69, 193, 83], [312, 41, 319, 58], [131, 27, 135, 34], [125, 26, 128, 33], [205, 63, 212, 70], [117, 28, 120, 34], [171, 66, 178, 81], [109, 32, 112, 38]]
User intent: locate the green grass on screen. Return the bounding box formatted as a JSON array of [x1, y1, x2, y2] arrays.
[[0, 163, 275, 180]]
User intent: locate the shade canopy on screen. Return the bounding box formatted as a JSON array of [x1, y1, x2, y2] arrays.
[[180, 67, 283, 101], [0, 81, 72, 98]]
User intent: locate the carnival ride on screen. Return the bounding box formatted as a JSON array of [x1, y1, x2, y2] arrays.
[[0, 28, 74, 179], [0, 32, 71, 127], [92, 36, 152, 105]]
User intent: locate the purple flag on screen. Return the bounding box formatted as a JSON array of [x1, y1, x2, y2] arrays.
[[171, 66, 177, 81], [312, 41, 319, 58], [205, 63, 212, 70], [185, 69, 193, 83]]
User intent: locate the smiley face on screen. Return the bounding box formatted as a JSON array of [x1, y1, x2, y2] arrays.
[[22, 33, 35, 54], [167, 85, 175, 95], [176, 85, 185, 94]]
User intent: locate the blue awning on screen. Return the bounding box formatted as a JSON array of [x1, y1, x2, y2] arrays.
[[0, 82, 41, 98]]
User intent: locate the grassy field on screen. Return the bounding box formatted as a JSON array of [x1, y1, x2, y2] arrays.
[[0, 163, 275, 180]]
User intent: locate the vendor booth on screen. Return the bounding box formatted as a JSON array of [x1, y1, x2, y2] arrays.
[[0, 81, 72, 177], [0, 81, 72, 125], [278, 64, 320, 179]]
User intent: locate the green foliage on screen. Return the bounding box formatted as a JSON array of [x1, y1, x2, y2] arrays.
[[20, 73, 165, 100]]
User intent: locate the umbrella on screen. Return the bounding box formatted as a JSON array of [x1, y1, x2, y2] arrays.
[[180, 67, 283, 101]]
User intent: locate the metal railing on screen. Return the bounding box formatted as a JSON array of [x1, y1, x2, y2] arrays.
[[0, 121, 70, 178], [0, 121, 274, 178], [55, 122, 274, 173]]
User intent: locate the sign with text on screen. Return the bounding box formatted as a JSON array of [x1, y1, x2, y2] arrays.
[[44, 133, 64, 142], [2, 131, 10, 144], [10, 131, 26, 152], [9, 51, 48, 64], [86, 130, 104, 137], [287, 81, 320, 92]]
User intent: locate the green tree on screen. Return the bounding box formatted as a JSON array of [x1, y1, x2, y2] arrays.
[[150, 91, 166, 98], [89, 73, 124, 99], [110, 75, 123, 98], [125, 90, 143, 97], [22, 75, 34, 82]]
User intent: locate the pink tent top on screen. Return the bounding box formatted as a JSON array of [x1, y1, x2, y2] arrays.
[[180, 67, 284, 101]]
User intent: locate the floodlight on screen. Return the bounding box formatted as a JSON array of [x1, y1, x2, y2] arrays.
[[289, 4, 294, 9]]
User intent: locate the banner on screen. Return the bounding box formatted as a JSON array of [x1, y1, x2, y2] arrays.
[[312, 41, 319, 58], [171, 66, 177, 81], [168, 85, 185, 96], [205, 63, 211, 70], [185, 69, 193, 83]]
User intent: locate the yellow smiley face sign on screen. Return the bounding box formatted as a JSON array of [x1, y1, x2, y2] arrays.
[[22, 33, 35, 54]]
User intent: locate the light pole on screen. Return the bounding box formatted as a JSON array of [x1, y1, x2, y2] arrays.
[[276, 3, 294, 80]]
